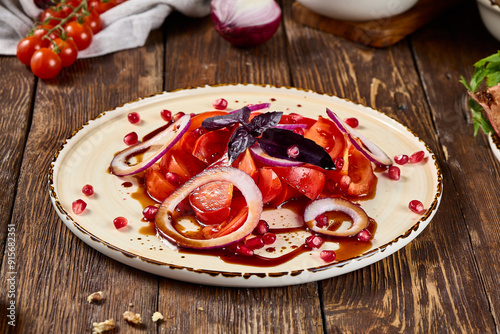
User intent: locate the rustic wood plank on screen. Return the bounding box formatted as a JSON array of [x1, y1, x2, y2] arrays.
[[158, 11, 324, 334], [411, 1, 500, 329], [0, 31, 164, 333], [0, 57, 35, 257], [283, 0, 497, 332]]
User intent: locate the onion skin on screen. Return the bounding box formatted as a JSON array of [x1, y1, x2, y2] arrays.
[[110, 114, 191, 176], [155, 167, 263, 249], [303, 198, 369, 237], [211, 0, 282, 47]]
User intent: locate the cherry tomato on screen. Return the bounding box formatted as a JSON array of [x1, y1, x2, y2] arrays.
[[65, 21, 93, 50], [33, 24, 60, 48], [16, 36, 43, 66], [83, 11, 103, 34], [30, 48, 62, 79], [39, 8, 66, 26], [89, 0, 116, 14], [189, 181, 233, 225], [51, 38, 78, 67]]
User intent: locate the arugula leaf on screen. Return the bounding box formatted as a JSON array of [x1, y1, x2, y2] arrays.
[[460, 50, 500, 136]]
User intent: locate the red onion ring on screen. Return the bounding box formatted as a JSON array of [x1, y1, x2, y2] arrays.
[[326, 108, 392, 166], [249, 144, 303, 167], [110, 114, 191, 176], [274, 123, 307, 131], [155, 167, 263, 249], [229, 103, 271, 114], [303, 198, 369, 237]]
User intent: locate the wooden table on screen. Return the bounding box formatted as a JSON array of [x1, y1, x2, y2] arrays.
[[1, 0, 499, 332]]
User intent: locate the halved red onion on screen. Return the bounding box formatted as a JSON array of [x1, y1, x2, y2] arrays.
[[110, 114, 191, 176], [249, 144, 303, 167], [303, 198, 369, 237], [326, 108, 392, 166], [155, 167, 263, 249]]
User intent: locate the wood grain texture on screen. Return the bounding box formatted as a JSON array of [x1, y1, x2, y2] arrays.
[[411, 2, 500, 330], [291, 0, 466, 47]]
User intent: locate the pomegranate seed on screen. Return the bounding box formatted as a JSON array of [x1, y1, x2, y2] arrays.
[[123, 132, 138, 146], [172, 112, 185, 122], [287, 145, 300, 158], [194, 127, 207, 137], [246, 236, 265, 250], [166, 172, 182, 186], [262, 232, 276, 245], [357, 229, 372, 242], [334, 157, 344, 170], [142, 205, 158, 221], [339, 175, 351, 192], [315, 214, 328, 228], [254, 220, 269, 235], [213, 98, 228, 110], [160, 109, 172, 122], [82, 184, 94, 196], [305, 235, 324, 249], [388, 166, 401, 181], [320, 250, 336, 262], [113, 216, 128, 229], [235, 243, 254, 257], [410, 151, 425, 164], [409, 200, 425, 214], [293, 127, 305, 136], [394, 154, 409, 165], [344, 117, 359, 128], [72, 199, 87, 215], [127, 112, 140, 124]]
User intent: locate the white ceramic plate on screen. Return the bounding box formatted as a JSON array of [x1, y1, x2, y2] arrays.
[[48, 84, 442, 287], [488, 132, 500, 163]]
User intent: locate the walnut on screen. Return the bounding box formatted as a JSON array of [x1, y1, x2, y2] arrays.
[[92, 319, 115, 333], [87, 291, 104, 303], [152, 311, 164, 322], [123, 311, 142, 325]]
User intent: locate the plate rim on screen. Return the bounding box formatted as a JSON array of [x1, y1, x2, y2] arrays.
[[48, 83, 443, 286]]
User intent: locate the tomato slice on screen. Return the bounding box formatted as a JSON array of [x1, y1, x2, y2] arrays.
[[202, 196, 248, 238], [347, 144, 376, 197], [279, 113, 316, 128], [304, 116, 345, 159], [145, 165, 177, 202], [236, 149, 259, 183], [270, 183, 301, 207], [189, 181, 233, 225], [160, 149, 206, 182], [179, 111, 228, 152], [192, 129, 231, 165], [257, 168, 282, 204], [272, 166, 326, 200]]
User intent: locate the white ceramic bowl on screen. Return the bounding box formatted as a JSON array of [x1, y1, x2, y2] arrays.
[[477, 0, 500, 42], [297, 0, 419, 22]]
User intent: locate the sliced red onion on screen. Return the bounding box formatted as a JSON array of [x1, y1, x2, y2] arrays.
[[155, 167, 263, 249], [326, 108, 392, 166], [303, 198, 369, 237], [249, 144, 303, 167], [110, 115, 191, 176], [274, 123, 307, 131], [211, 0, 282, 47], [229, 103, 271, 114]]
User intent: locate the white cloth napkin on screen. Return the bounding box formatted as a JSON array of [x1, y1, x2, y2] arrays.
[[0, 0, 211, 57]]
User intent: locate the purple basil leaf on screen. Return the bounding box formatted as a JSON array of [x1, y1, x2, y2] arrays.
[[227, 126, 256, 163], [248, 111, 283, 136], [201, 106, 251, 130], [257, 128, 336, 169]]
